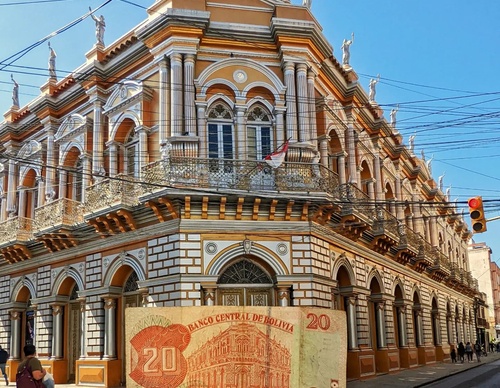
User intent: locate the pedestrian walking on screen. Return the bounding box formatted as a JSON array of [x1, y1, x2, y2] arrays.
[[0, 345, 8, 385], [465, 341, 473, 362], [474, 341, 482, 362], [458, 342, 465, 363], [450, 346, 457, 363]]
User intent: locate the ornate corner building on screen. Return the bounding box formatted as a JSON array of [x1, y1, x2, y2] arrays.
[[0, 0, 479, 385]]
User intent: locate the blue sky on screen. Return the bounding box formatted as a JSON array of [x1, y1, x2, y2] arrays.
[[1, 0, 500, 260]]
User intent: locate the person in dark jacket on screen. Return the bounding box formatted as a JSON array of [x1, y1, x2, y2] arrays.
[[0, 346, 8, 386], [458, 342, 465, 363]]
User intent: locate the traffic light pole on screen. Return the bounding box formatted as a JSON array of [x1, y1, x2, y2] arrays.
[[486, 215, 500, 223]]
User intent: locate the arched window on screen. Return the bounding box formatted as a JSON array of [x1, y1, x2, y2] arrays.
[[217, 258, 274, 306], [207, 103, 234, 163], [247, 105, 272, 160]]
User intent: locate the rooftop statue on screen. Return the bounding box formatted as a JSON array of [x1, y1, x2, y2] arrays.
[[89, 6, 106, 47], [11, 74, 19, 107], [48, 42, 57, 80], [368, 74, 380, 102], [341, 33, 354, 66]]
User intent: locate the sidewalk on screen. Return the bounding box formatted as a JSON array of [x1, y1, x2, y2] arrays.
[[347, 351, 500, 388]]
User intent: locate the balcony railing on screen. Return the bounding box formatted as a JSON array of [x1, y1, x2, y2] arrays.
[[84, 174, 142, 214], [34, 198, 83, 233], [0, 216, 33, 245], [142, 157, 339, 195], [337, 184, 375, 220]]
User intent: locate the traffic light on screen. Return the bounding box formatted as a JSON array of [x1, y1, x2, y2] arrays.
[[468, 196, 487, 233]]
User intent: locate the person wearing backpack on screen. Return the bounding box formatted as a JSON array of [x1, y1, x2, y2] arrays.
[[0, 345, 9, 386], [465, 341, 473, 362], [474, 341, 482, 362], [16, 344, 46, 387]]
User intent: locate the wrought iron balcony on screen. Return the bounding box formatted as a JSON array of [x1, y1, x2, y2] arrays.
[[413, 239, 435, 273], [395, 224, 421, 265], [0, 216, 34, 246], [142, 157, 339, 195], [34, 198, 83, 233], [0, 216, 33, 262], [371, 206, 399, 254], [427, 244, 451, 281], [334, 184, 374, 241], [84, 174, 142, 215]]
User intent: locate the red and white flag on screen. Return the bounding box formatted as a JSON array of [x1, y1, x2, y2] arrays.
[[264, 141, 289, 168]]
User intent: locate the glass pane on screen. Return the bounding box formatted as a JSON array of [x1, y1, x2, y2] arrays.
[[248, 127, 257, 160], [261, 127, 271, 159], [218, 259, 272, 284], [208, 124, 219, 159], [222, 124, 233, 159]]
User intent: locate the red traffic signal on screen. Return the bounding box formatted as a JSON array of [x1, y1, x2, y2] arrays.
[[468, 196, 487, 233]]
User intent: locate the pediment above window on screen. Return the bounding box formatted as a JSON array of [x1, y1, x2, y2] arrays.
[[55, 114, 92, 143], [18, 140, 43, 160], [103, 81, 153, 116]]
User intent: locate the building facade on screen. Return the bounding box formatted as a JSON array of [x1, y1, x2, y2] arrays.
[[0, 0, 479, 386], [490, 261, 500, 340], [468, 242, 495, 344]]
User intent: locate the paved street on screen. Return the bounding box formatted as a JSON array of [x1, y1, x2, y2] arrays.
[[347, 351, 500, 388]]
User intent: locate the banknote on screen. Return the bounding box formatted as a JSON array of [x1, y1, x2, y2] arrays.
[[126, 306, 346, 388]]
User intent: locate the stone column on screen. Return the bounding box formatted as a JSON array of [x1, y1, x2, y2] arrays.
[[366, 179, 375, 203], [92, 99, 106, 179], [45, 126, 56, 202], [36, 176, 45, 208], [17, 186, 27, 218], [277, 286, 290, 307], [51, 304, 63, 359], [397, 306, 407, 347], [235, 105, 246, 159], [275, 108, 286, 145], [395, 173, 403, 220], [6, 157, 18, 217], [78, 297, 87, 359], [307, 68, 317, 143], [136, 127, 149, 177], [107, 141, 118, 177], [0, 193, 6, 221], [373, 151, 383, 202], [346, 117, 357, 184], [318, 135, 329, 167], [170, 53, 183, 137], [196, 103, 207, 158], [412, 195, 424, 235], [337, 152, 347, 185], [377, 301, 387, 348], [414, 309, 423, 346], [58, 169, 67, 200], [204, 288, 215, 306], [10, 310, 21, 359], [184, 54, 196, 136], [103, 297, 117, 359], [283, 62, 297, 142], [81, 153, 91, 202], [346, 296, 358, 349], [296, 63, 309, 143], [430, 214, 438, 247], [158, 57, 171, 149]]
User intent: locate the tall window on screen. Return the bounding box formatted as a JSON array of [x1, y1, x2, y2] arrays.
[[207, 103, 234, 174], [247, 106, 272, 160]]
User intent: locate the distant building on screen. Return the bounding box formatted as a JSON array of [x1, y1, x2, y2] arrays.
[[490, 259, 500, 339], [0, 0, 479, 385], [468, 242, 494, 344]]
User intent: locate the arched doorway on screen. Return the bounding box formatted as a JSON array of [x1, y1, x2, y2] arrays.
[[217, 257, 274, 306]]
